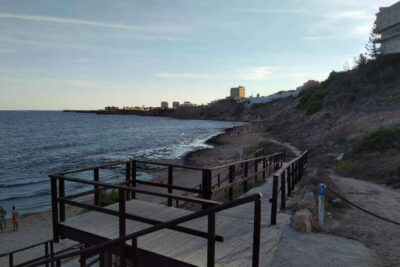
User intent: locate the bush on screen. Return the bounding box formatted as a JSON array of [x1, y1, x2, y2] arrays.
[[354, 124, 400, 153], [99, 189, 119, 207], [297, 71, 348, 115]]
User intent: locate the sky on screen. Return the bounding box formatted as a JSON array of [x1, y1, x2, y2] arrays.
[[0, 0, 396, 110]]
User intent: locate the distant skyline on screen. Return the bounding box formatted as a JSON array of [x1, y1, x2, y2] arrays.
[[0, 0, 395, 110]]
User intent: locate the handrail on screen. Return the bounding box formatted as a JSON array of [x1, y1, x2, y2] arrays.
[[51, 175, 221, 206], [208, 152, 282, 171], [25, 193, 262, 267], [0, 240, 52, 258], [270, 150, 308, 225], [57, 158, 207, 175]]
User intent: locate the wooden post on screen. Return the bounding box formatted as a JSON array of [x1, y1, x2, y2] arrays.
[[168, 166, 173, 207], [50, 240, 54, 267], [132, 160, 136, 199], [79, 247, 86, 267], [287, 167, 291, 197], [131, 238, 138, 266], [45, 242, 49, 267], [50, 176, 59, 243], [207, 212, 216, 267], [228, 166, 235, 201], [291, 163, 295, 190], [254, 160, 258, 182], [262, 159, 266, 179], [94, 168, 99, 206], [281, 173, 286, 210], [271, 175, 278, 225], [119, 189, 126, 267], [126, 162, 131, 201], [59, 178, 65, 223], [252, 198, 261, 267], [217, 173, 221, 188], [244, 162, 249, 192], [202, 170, 212, 209], [9, 253, 13, 267]]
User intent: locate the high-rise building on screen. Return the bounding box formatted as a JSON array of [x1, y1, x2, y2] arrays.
[[230, 86, 245, 100], [161, 101, 169, 109], [375, 1, 400, 54], [172, 101, 180, 109]]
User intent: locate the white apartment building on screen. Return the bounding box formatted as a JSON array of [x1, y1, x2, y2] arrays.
[[375, 1, 400, 54]]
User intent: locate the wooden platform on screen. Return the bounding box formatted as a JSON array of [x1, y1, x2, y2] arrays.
[[61, 197, 281, 266]]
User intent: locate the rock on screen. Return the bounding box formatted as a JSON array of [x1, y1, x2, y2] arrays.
[[291, 209, 313, 233], [298, 192, 317, 212], [336, 153, 344, 161], [303, 192, 315, 201]]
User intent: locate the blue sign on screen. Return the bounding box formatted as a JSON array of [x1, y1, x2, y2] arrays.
[[318, 184, 325, 196], [240, 163, 244, 169]]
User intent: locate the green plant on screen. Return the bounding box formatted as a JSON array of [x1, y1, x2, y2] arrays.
[[354, 124, 400, 153], [297, 71, 348, 115], [99, 189, 119, 207], [243, 142, 261, 154]]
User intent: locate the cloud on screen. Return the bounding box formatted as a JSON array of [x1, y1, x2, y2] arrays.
[[0, 12, 184, 33], [246, 8, 308, 15], [236, 66, 279, 81], [326, 10, 370, 20], [156, 66, 279, 81], [156, 73, 215, 79]]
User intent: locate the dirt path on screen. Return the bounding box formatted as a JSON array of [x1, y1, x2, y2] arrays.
[[326, 171, 400, 266]]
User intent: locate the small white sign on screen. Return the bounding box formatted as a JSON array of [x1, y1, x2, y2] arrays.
[[239, 148, 244, 155]]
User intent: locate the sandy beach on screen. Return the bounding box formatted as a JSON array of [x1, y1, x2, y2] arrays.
[[0, 124, 276, 265]]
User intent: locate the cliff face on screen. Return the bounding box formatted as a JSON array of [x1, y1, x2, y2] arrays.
[[162, 54, 400, 186]]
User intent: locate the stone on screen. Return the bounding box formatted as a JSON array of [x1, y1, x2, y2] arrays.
[[291, 209, 313, 233], [298, 192, 317, 212], [336, 153, 344, 161]]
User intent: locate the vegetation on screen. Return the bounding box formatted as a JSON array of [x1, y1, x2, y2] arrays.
[[99, 189, 119, 206], [243, 141, 262, 154], [353, 124, 400, 153], [297, 71, 348, 115]]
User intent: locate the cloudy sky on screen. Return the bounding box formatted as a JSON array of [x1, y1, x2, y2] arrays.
[[0, 0, 395, 110]]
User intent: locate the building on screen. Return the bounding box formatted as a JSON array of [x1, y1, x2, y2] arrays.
[[161, 101, 168, 109], [104, 106, 119, 111], [182, 101, 196, 107], [172, 101, 180, 109], [230, 86, 245, 100], [375, 1, 400, 54]]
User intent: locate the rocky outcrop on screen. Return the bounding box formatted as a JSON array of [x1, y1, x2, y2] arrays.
[[291, 209, 313, 233]]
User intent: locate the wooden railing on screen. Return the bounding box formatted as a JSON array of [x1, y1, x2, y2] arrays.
[[27, 193, 263, 267], [0, 239, 83, 267], [270, 151, 308, 225]]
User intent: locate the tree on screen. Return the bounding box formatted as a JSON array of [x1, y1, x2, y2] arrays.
[[365, 22, 381, 59]]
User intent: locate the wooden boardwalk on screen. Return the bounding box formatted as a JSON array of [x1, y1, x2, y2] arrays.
[[62, 192, 282, 266]]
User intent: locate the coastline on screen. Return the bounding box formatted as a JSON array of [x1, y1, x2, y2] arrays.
[[0, 124, 263, 259]]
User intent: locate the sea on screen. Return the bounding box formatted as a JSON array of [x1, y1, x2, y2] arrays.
[[0, 111, 244, 216]]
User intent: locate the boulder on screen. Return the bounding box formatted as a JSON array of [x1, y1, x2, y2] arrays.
[[291, 209, 313, 233], [298, 191, 317, 212]]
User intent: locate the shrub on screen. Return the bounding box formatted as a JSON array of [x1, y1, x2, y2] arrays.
[[99, 189, 119, 207], [297, 71, 348, 115], [354, 124, 400, 153]]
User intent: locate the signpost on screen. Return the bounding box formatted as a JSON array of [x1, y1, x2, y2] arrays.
[[318, 183, 325, 229]]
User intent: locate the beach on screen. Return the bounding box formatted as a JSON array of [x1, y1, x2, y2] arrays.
[[0, 124, 273, 265]]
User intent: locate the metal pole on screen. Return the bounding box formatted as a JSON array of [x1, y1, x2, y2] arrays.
[[132, 161, 136, 199], [318, 183, 325, 229], [280, 173, 286, 210]]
